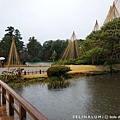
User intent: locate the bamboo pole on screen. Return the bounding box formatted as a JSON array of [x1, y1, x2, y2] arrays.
[[6, 36, 21, 80]]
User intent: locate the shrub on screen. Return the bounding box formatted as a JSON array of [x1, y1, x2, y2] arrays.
[[47, 66, 71, 77]]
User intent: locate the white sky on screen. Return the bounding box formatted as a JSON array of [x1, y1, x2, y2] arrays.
[[0, 0, 114, 44]]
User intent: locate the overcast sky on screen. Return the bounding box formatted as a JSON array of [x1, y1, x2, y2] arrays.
[[0, 0, 114, 44]]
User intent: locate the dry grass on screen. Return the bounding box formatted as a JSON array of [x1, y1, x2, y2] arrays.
[[21, 65, 103, 78], [21, 73, 48, 79], [66, 65, 102, 74]]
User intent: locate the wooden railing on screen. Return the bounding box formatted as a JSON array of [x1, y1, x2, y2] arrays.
[[23, 69, 46, 75], [0, 80, 48, 120]]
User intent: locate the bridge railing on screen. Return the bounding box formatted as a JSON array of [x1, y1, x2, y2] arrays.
[[0, 80, 48, 120]]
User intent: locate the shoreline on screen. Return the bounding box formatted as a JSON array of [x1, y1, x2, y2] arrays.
[[21, 65, 106, 79], [0, 65, 119, 88], [0, 64, 120, 82], [0, 64, 120, 78]]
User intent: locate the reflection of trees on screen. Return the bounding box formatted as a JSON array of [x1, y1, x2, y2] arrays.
[[47, 80, 71, 90], [14, 87, 23, 95]]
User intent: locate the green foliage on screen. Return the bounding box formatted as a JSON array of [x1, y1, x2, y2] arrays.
[[79, 48, 108, 65], [42, 40, 53, 61], [55, 59, 78, 65], [1, 20, 120, 65], [55, 47, 109, 65], [50, 39, 68, 60], [47, 76, 62, 81], [0, 27, 24, 62], [42, 39, 68, 61], [35, 78, 44, 81], [5, 26, 14, 36], [62, 59, 78, 65], [82, 39, 103, 52], [47, 66, 71, 78], [84, 18, 120, 65], [50, 50, 57, 62], [27, 36, 42, 62], [0, 35, 12, 59], [86, 30, 102, 40]]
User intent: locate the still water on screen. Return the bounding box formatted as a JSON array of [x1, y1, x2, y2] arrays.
[[26, 62, 53, 66], [15, 73, 120, 120]]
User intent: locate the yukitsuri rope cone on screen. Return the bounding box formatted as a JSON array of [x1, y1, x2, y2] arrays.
[[104, 1, 120, 25], [6, 36, 21, 80], [61, 31, 80, 60]]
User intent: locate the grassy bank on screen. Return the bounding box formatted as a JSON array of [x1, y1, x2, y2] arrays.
[[0, 64, 120, 88]]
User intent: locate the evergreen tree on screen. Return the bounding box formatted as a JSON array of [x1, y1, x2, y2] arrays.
[[27, 36, 42, 62], [0, 26, 24, 61]]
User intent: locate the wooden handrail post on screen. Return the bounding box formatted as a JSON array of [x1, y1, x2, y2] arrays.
[[19, 105, 26, 120], [0, 80, 48, 120], [2, 87, 6, 105], [24, 71, 26, 75], [40, 70, 41, 74], [9, 94, 14, 116]]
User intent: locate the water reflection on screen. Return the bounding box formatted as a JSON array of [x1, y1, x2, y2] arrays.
[[84, 73, 120, 116], [14, 73, 120, 120], [47, 80, 71, 90]]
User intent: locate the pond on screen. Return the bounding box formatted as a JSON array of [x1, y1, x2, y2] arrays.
[[26, 62, 53, 66], [15, 73, 120, 120]]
